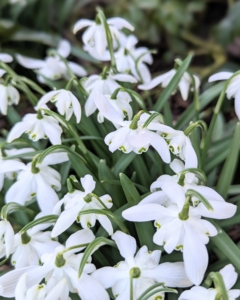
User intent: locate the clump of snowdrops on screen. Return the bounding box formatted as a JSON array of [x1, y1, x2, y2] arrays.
[[0, 7, 240, 300]]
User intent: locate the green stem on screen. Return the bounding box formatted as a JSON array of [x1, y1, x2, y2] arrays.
[[97, 8, 116, 71]]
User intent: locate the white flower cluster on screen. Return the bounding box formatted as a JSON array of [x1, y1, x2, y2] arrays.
[[0, 8, 239, 300]]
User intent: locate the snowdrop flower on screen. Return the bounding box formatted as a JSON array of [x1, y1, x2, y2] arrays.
[[92, 231, 191, 300], [95, 92, 133, 123], [122, 182, 223, 285], [83, 71, 136, 116], [0, 220, 14, 258], [150, 159, 237, 219], [11, 227, 60, 268], [0, 229, 109, 300], [15, 274, 68, 300], [179, 264, 240, 300], [147, 123, 198, 168], [0, 53, 13, 77], [16, 40, 86, 83], [1, 152, 68, 213], [94, 91, 171, 163], [37, 89, 81, 123], [73, 17, 134, 57], [0, 147, 34, 191], [209, 71, 240, 119], [115, 34, 153, 83], [0, 84, 20, 115], [52, 174, 113, 237], [139, 69, 200, 101], [7, 108, 63, 145]]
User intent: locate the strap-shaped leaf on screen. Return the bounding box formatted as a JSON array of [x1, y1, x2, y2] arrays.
[[20, 215, 58, 233], [78, 237, 116, 277], [186, 189, 213, 211], [101, 179, 149, 193], [1, 203, 34, 220]]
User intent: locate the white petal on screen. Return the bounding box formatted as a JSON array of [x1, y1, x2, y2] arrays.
[[122, 203, 174, 222], [144, 262, 192, 287], [80, 174, 96, 193], [183, 223, 208, 285], [208, 72, 233, 82], [179, 286, 217, 300], [149, 132, 171, 163], [161, 182, 186, 208], [138, 70, 174, 90], [97, 214, 113, 235], [45, 278, 68, 300], [41, 152, 69, 166], [36, 175, 59, 213], [107, 17, 134, 31], [179, 78, 190, 101], [7, 121, 34, 142], [57, 39, 71, 58], [170, 159, 185, 173], [0, 53, 13, 63], [95, 26, 107, 56], [73, 19, 94, 34], [66, 228, 95, 249], [234, 89, 240, 120], [183, 137, 198, 169], [93, 91, 124, 125], [77, 273, 110, 300], [219, 264, 238, 290], [51, 207, 79, 238], [111, 74, 137, 83], [68, 61, 87, 77], [15, 273, 27, 300], [140, 191, 168, 205], [111, 231, 136, 262], [196, 201, 237, 219], [0, 160, 25, 173], [92, 267, 125, 288], [16, 54, 45, 69]]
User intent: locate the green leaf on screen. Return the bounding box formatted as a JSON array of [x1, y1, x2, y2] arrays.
[[101, 179, 149, 193], [120, 173, 160, 250], [216, 122, 240, 198], [1, 203, 34, 220], [98, 159, 125, 208], [153, 53, 193, 112], [20, 215, 58, 233], [113, 153, 136, 177], [78, 237, 116, 277], [210, 221, 240, 273]]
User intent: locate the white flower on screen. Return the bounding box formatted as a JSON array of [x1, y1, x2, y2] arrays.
[[150, 159, 237, 219], [138, 69, 200, 101], [208, 71, 240, 119], [115, 34, 152, 83], [12, 227, 60, 268], [96, 92, 133, 124], [122, 182, 220, 285], [0, 220, 14, 258], [37, 89, 81, 123], [179, 264, 240, 300], [0, 229, 109, 300], [92, 231, 191, 300], [94, 91, 171, 163], [146, 123, 198, 168], [52, 174, 113, 237], [0, 148, 34, 191], [0, 53, 13, 77], [15, 274, 68, 300], [7, 109, 63, 145], [16, 40, 87, 83], [179, 286, 216, 300], [73, 17, 134, 57], [83, 72, 136, 116], [0, 84, 20, 115], [1, 152, 68, 213]]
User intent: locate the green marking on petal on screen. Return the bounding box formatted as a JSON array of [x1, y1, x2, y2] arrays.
[[138, 147, 146, 153], [119, 146, 127, 152]]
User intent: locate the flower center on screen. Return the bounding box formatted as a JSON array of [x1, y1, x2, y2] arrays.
[[21, 232, 31, 244], [83, 194, 92, 203], [130, 267, 141, 278], [55, 253, 66, 268]]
